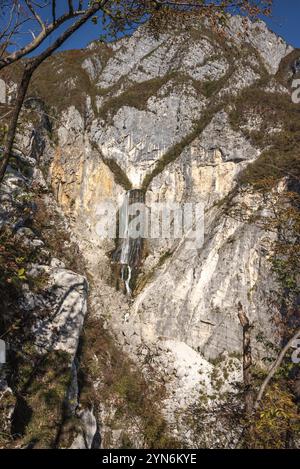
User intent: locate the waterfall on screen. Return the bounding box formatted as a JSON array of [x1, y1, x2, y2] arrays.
[[121, 265, 132, 296], [113, 189, 145, 295], [119, 191, 130, 265]]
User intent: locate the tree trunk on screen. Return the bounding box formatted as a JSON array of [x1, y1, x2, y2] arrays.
[[0, 2, 103, 185], [238, 302, 254, 416], [0, 65, 33, 183]]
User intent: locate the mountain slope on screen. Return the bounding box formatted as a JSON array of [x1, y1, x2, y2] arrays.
[[0, 15, 299, 448]]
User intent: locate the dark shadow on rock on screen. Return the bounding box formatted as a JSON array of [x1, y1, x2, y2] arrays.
[[11, 395, 33, 438]]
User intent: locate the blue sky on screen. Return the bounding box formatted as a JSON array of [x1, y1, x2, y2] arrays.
[[265, 0, 300, 48], [53, 0, 300, 51], [2, 0, 300, 55], [47, 0, 300, 49]]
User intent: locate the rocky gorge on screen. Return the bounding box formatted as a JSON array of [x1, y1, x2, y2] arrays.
[[0, 14, 299, 449]]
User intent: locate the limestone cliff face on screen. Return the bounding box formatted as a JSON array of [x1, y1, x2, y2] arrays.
[[0, 105, 90, 448], [1, 15, 298, 448], [33, 16, 297, 446]]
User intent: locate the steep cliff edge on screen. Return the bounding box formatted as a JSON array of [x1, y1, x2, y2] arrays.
[[1, 15, 299, 448]]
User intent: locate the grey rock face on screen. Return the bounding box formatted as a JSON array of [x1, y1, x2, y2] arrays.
[[70, 408, 100, 449], [31, 266, 88, 358], [40, 16, 294, 445], [227, 16, 293, 74], [0, 78, 6, 103], [0, 115, 89, 448], [0, 138, 88, 361], [1, 15, 294, 447], [196, 111, 260, 163], [91, 83, 206, 187], [131, 201, 276, 360]]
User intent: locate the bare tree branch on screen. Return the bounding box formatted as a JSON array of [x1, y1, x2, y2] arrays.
[[52, 0, 56, 23], [0, 7, 88, 70], [25, 0, 46, 33], [254, 328, 300, 410], [68, 0, 74, 14], [0, 0, 111, 182]]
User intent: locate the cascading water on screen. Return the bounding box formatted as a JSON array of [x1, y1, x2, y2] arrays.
[[121, 265, 132, 296], [119, 191, 132, 295], [119, 191, 131, 265], [113, 189, 145, 296]]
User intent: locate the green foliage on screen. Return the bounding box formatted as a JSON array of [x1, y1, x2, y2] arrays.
[[275, 48, 300, 87], [100, 154, 132, 190], [30, 45, 114, 115], [10, 348, 73, 448], [0, 390, 16, 447], [226, 76, 300, 447], [79, 317, 183, 448], [97, 73, 178, 122], [32, 192, 86, 275], [229, 87, 300, 186], [0, 122, 8, 147], [0, 228, 28, 290], [17, 268, 26, 281], [249, 383, 300, 449], [272, 258, 299, 293]]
